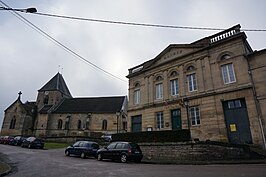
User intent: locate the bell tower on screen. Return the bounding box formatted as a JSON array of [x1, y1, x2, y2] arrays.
[[36, 72, 72, 111]]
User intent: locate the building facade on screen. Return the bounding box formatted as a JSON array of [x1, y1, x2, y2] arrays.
[[126, 25, 266, 147], [1, 73, 128, 137]]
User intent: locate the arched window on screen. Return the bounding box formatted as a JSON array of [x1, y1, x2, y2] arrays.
[[155, 75, 163, 81], [9, 116, 16, 129], [77, 120, 82, 130], [44, 95, 49, 105], [187, 65, 195, 71], [220, 54, 231, 60], [170, 71, 178, 77], [134, 82, 140, 88], [58, 119, 63, 129], [102, 120, 107, 130]]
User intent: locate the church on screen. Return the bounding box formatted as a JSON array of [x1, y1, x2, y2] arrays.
[[1, 73, 128, 137]]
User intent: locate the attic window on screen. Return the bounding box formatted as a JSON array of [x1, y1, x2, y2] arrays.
[[221, 54, 231, 60]]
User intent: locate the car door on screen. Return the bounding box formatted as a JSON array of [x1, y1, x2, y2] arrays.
[[71, 142, 81, 155], [104, 142, 117, 159], [113, 143, 124, 160]]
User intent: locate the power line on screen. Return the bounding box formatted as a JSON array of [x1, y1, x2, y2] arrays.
[[0, 1, 127, 83], [32, 12, 266, 32]]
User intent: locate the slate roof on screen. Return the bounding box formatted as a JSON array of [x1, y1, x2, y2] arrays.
[[39, 105, 53, 114], [53, 96, 125, 114], [39, 73, 72, 97], [23, 101, 36, 115]]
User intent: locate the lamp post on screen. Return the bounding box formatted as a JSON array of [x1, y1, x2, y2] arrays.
[[0, 7, 37, 13], [184, 98, 191, 135], [116, 112, 120, 134]]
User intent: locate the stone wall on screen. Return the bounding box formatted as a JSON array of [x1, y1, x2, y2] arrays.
[[139, 142, 261, 163]]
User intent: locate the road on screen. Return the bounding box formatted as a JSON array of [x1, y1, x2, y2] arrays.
[[1, 144, 266, 177]]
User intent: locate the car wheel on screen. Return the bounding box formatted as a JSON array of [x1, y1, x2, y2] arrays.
[[97, 153, 102, 161], [120, 154, 128, 163], [65, 150, 70, 156], [81, 152, 86, 159]]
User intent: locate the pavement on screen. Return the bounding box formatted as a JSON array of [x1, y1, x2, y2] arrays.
[[0, 153, 11, 177]]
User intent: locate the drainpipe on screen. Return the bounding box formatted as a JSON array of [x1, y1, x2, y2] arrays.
[[245, 55, 266, 149]]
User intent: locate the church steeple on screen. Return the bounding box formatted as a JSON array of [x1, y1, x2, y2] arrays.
[[38, 72, 72, 97], [36, 73, 72, 110]]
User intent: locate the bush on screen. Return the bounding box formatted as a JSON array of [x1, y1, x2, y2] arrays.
[[112, 130, 191, 143]]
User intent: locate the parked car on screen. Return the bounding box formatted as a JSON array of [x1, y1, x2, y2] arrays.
[[0, 136, 14, 144], [65, 141, 100, 159], [21, 137, 44, 149], [0, 136, 5, 144], [96, 141, 143, 163], [101, 134, 112, 142], [10, 136, 27, 146]]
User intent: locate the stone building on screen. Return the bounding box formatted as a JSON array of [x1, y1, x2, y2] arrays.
[[126, 24, 266, 147], [1, 73, 128, 137]]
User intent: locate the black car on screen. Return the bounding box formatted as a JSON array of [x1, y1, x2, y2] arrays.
[[10, 136, 27, 146], [65, 141, 100, 159], [96, 142, 143, 163], [21, 137, 44, 149]]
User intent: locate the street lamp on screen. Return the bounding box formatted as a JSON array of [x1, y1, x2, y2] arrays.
[[0, 7, 37, 13], [116, 112, 120, 134], [183, 98, 191, 132]]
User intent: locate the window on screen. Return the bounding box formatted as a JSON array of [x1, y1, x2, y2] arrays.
[[133, 89, 141, 105], [58, 119, 63, 129], [221, 54, 231, 60], [187, 73, 197, 92], [221, 63, 236, 84], [170, 79, 179, 96], [156, 112, 164, 129], [65, 116, 70, 129], [189, 106, 200, 126], [123, 121, 127, 131], [44, 95, 49, 105], [228, 99, 242, 109], [155, 83, 163, 99], [77, 120, 82, 130], [107, 142, 117, 149], [9, 116, 16, 129], [102, 120, 107, 130]]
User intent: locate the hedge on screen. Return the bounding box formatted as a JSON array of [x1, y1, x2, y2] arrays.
[[112, 130, 191, 143]]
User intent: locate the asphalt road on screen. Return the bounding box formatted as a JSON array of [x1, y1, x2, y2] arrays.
[[1, 144, 266, 177]]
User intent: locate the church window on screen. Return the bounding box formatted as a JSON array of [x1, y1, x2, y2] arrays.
[[58, 119, 63, 129], [44, 95, 49, 105], [9, 116, 16, 129], [102, 119, 107, 130], [77, 120, 82, 130]]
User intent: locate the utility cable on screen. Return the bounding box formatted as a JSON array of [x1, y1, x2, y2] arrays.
[[0, 1, 127, 83], [32, 12, 266, 32]]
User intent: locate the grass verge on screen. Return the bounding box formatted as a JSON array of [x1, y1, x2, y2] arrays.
[[44, 142, 69, 149]]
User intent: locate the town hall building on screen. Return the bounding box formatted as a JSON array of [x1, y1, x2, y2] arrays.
[[126, 24, 266, 148]]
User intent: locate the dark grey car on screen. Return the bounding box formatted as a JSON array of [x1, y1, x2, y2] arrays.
[[65, 141, 99, 159], [96, 141, 143, 163]]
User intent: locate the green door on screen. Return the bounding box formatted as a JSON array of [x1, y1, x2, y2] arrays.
[[171, 109, 182, 130]]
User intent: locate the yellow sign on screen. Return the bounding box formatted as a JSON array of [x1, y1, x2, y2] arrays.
[[230, 124, 237, 132]]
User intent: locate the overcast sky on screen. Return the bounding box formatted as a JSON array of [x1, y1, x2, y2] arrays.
[[1, 0, 266, 130]]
